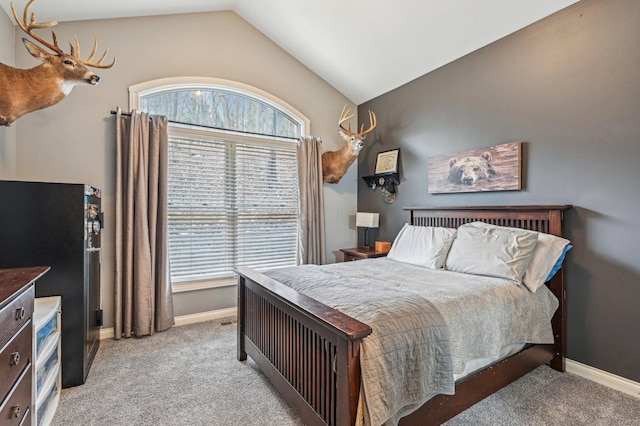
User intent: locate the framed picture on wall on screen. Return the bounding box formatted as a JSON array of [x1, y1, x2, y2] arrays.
[[375, 149, 400, 174], [427, 141, 522, 193]]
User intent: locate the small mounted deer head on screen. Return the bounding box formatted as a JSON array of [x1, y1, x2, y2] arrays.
[[321, 105, 377, 184], [0, 0, 116, 126]]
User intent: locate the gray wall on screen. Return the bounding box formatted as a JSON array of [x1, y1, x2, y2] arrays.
[[5, 11, 357, 326], [358, 0, 640, 382], [0, 9, 16, 177]]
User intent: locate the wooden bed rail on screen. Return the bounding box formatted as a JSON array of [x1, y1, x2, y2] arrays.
[[236, 266, 372, 426]]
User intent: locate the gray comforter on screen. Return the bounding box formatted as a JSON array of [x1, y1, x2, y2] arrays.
[[265, 257, 559, 426]]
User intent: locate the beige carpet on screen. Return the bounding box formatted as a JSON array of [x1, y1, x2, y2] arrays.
[[52, 318, 640, 425]]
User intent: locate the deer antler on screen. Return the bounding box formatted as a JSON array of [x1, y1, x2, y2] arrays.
[[11, 0, 115, 69], [358, 110, 377, 138], [71, 35, 116, 69], [337, 105, 377, 139], [11, 0, 63, 55], [338, 105, 355, 135]]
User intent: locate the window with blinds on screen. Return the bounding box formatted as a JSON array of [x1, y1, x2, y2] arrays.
[[167, 129, 299, 283], [137, 82, 303, 287]]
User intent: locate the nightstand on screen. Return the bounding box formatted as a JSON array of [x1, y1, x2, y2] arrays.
[[340, 247, 389, 262]]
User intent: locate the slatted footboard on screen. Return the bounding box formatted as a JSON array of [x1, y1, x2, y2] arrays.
[[236, 266, 372, 426]]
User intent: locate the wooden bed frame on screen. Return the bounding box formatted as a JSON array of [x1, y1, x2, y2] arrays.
[[236, 205, 572, 425]]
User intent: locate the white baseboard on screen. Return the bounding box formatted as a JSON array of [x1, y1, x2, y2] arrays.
[[566, 359, 640, 399], [99, 307, 238, 341], [174, 307, 237, 327]]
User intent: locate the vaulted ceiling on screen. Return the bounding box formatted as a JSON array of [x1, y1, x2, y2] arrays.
[[1, 0, 581, 104]]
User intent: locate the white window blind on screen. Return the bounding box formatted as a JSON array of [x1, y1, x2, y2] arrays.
[[167, 130, 299, 283]]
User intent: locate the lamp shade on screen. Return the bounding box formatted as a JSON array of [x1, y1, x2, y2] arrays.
[[356, 212, 379, 228]]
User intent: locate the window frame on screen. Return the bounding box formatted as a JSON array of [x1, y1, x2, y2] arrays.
[[129, 77, 310, 293], [129, 77, 310, 136]]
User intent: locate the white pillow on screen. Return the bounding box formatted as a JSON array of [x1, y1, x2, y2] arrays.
[[463, 222, 571, 292], [523, 232, 571, 291], [387, 224, 458, 269], [445, 223, 539, 283]]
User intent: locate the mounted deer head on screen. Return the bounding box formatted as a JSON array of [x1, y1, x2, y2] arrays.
[[0, 0, 116, 126], [321, 105, 377, 183]]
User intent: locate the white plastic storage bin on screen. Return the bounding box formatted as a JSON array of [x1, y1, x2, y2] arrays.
[[34, 296, 62, 426]]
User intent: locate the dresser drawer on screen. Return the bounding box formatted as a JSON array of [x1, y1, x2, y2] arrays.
[[0, 286, 34, 348], [0, 365, 32, 426], [0, 321, 32, 400]]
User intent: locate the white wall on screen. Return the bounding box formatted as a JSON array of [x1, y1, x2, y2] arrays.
[[11, 11, 357, 325], [0, 9, 16, 178]]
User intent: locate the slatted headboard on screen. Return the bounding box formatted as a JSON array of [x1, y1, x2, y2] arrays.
[[405, 205, 571, 236]]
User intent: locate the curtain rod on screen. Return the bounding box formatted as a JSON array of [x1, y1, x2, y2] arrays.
[[110, 110, 300, 141]]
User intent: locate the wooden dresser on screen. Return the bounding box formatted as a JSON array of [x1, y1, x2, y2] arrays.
[[0, 266, 49, 426]]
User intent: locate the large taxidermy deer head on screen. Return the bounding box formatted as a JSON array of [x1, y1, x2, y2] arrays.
[[0, 0, 116, 126], [322, 105, 377, 184]]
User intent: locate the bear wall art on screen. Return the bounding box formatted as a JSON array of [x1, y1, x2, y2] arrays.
[[427, 141, 522, 194]]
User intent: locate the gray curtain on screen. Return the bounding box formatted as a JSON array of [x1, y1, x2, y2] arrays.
[[297, 136, 326, 265], [114, 108, 174, 339]]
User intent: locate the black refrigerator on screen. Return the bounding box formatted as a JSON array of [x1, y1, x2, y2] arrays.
[[0, 180, 102, 388]]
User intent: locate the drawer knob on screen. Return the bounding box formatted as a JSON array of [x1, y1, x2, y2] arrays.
[[10, 352, 21, 366], [11, 404, 21, 418], [15, 307, 25, 320]]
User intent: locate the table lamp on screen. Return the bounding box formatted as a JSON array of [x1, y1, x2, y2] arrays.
[[356, 212, 379, 248]]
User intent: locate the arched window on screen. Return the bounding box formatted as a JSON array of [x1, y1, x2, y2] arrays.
[[130, 78, 309, 291]]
